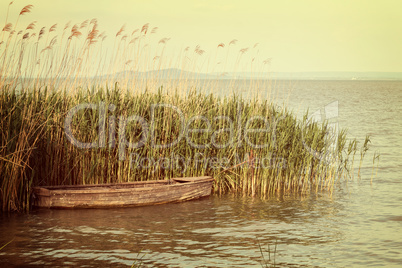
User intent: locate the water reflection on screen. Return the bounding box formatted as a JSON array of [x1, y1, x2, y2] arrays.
[[0, 192, 347, 267]]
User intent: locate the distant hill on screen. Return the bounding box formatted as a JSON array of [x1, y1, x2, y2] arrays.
[[104, 68, 218, 80], [220, 71, 402, 80], [268, 72, 402, 80], [102, 69, 402, 81]]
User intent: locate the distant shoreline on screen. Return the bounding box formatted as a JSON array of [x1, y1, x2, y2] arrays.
[[5, 69, 402, 82]]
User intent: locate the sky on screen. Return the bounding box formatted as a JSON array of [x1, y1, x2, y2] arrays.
[[4, 0, 402, 73]]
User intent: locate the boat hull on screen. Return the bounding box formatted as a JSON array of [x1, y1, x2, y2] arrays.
[[32, 177, 213, 209]]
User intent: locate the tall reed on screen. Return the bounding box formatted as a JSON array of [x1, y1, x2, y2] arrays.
[[0, 3, 371, 211]]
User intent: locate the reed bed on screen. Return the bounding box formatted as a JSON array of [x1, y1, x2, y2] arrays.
[[0, 3, 370, 211]]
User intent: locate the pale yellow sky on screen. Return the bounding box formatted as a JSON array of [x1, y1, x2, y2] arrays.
[[4, 0, 402, 72]]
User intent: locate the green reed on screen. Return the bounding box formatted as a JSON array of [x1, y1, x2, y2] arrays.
[[0, 85, 368, 211], [0, 3, 371, 211], [0, 239, 13, 251]]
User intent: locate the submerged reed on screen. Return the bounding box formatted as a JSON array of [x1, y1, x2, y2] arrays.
[[0, 3, 371, 211]]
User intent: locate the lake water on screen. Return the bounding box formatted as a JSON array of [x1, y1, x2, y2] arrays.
[[1, 80, 401, 267]]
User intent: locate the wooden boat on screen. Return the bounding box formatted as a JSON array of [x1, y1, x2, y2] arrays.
[[32, 176, 213, 209]]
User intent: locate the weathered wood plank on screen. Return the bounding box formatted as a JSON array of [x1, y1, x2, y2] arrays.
[[32, 176, 213, 209]]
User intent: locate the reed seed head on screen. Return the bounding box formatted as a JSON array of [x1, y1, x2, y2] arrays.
[[49, 24, 57, 32], [69, 24, 82, 39], [129, 37, 138, 44], [49, 36, 57, 46], [39, 27, 45, 39], [2, 23, 12, 32], [20, 5, 33, 16], [229, 39, 237, 45], [64, 21, 71, 30], [87, 23, 99, 43], [141, 23, 149, 34], [116, 24, 125, 37], [263, 58, 272, 64], [240, 47, 249, 54], [159, 37, 170, 44], [26, 21, 36, 30], [80, 20, 88, 29]]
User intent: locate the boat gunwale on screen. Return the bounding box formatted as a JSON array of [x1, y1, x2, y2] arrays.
[[32, 176, 213, 196]]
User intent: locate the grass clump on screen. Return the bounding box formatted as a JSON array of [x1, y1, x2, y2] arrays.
[[0, 85, 368, 211]]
